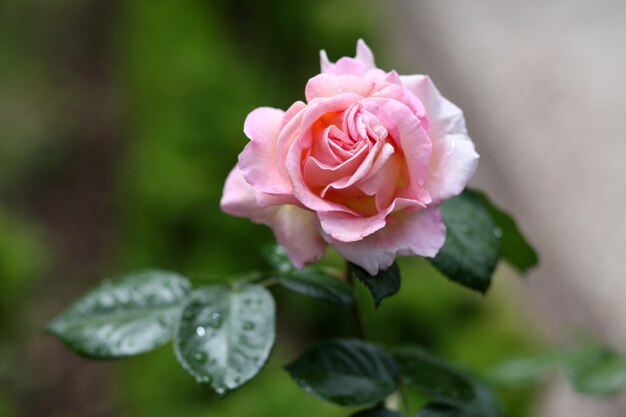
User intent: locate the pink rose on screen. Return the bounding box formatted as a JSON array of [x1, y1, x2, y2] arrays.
[[221, 40, 478, 275]]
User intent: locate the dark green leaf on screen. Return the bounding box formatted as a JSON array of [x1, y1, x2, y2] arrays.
[[352, 407, 406, 416], [286, 339, 398, 406], [262, 244, 293, 274], [563, 344, 626, 396], [430, 190, 500, 293], [418, 403, 465, 417], [470, 189, 538, 273], [174, 283, 275, 396], [47, 270, 191, 359], [277, 267, 354, 306], [393, 347, 502, 417], [350, 262, 401, 307]]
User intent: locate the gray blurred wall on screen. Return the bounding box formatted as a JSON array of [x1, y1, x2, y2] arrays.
[[386, 1, 626, 416]]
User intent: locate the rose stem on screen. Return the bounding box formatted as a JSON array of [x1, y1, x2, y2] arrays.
[[345, 261, 367, 340]]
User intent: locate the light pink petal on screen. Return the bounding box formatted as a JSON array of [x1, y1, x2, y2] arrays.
[[221, 165, 265, 222], [267, 205, 327, 267], [286, 95, 364, 214], [254, 191, 301, 208], [358, 151, 403, 211], [220, 166, 326, 268], [305, 74, 376, 102], [319, 39, 377, 76], [282, 101, 307, 128], [318, 210, 387, 243], [239, 107, 292, 196], [361, 98, 432, 196], [400, 75, 467, 137], [320, 50, 332, 73], [321, 140, 383, 196], [355, 39, 375, 68], [318, 197, 422, 242], [427, 133, 479, 203], [325, 206, 446, 275], [303, 145, 368, 190], [400, 75, 478, 202]]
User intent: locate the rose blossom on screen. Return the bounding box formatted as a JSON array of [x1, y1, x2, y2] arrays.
[[220, 40, 478, 275]]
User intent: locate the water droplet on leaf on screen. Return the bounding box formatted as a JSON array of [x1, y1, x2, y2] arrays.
[[194, 352, 207, 364]]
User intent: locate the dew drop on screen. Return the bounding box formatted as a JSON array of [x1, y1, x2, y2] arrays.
[[199, 375, 212, 384], [194, 352, 208, 364], [196, 326, 207, 337], [494, 227, 503, 239], [209, 312, 223, 328]]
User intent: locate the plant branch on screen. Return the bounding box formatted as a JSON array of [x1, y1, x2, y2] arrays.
[[345, 262, 367, 339]]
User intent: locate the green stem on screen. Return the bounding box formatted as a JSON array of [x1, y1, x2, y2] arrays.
[[258, 277, 279, 287], [345, 262, 367, 339], [399, 382, 411, 415]]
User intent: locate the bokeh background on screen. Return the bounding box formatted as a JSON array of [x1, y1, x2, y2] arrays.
[[1, 1, 625, 416]]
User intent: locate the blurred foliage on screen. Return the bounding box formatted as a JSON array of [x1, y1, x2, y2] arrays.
[[0, 0, 544, 416]]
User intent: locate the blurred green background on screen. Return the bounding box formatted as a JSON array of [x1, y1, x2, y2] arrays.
[[0, 0, 541, 416]]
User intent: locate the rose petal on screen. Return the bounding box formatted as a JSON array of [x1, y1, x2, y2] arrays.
[[400, 75, 466, 138], [324, 206, 446, 275], [361, 98, 432, 198], [400, 75, 479, 202], [305, 74, 375, 102], [355, 39, 375, 68], [269, 205, 327, 267], [221, 165, 266, 222], [220, 166, 326, 267], [318, 39, 377, 76], [239, 107, 291, 196], [286, 94, 365, 214], [317, 197, 422, 242]]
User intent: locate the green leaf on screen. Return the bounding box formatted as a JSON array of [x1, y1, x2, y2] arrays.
[[277, 267, 354, 307], [470, 189, 538, 273], [563, 344, 626, 396], [174, 283, 275, 396], [47, 270, 191, 359], [430, 190, 500, 293], [418, 403, 465, 417], [352, 407, 406, 416], [350, 262, 401, 307], [286, 339, 399, 406], [393, 347, 502, 417], [262, 244, 294, 274], [489, 352, 560, 387]]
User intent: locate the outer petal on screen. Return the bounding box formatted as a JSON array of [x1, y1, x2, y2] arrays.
[[318, 197, 422, 243], [221, 164, 266, 223], [305, 74, 375, 102], [269, 205, 327, 267], [400, 75, 466, 137], [324, 206, 446, 275], [220, 166, 327, 267], [400, 75, 479, 202], [319, 39, 377, 76], [239, 107, 292, 196], [355, 39, 375, 68]]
